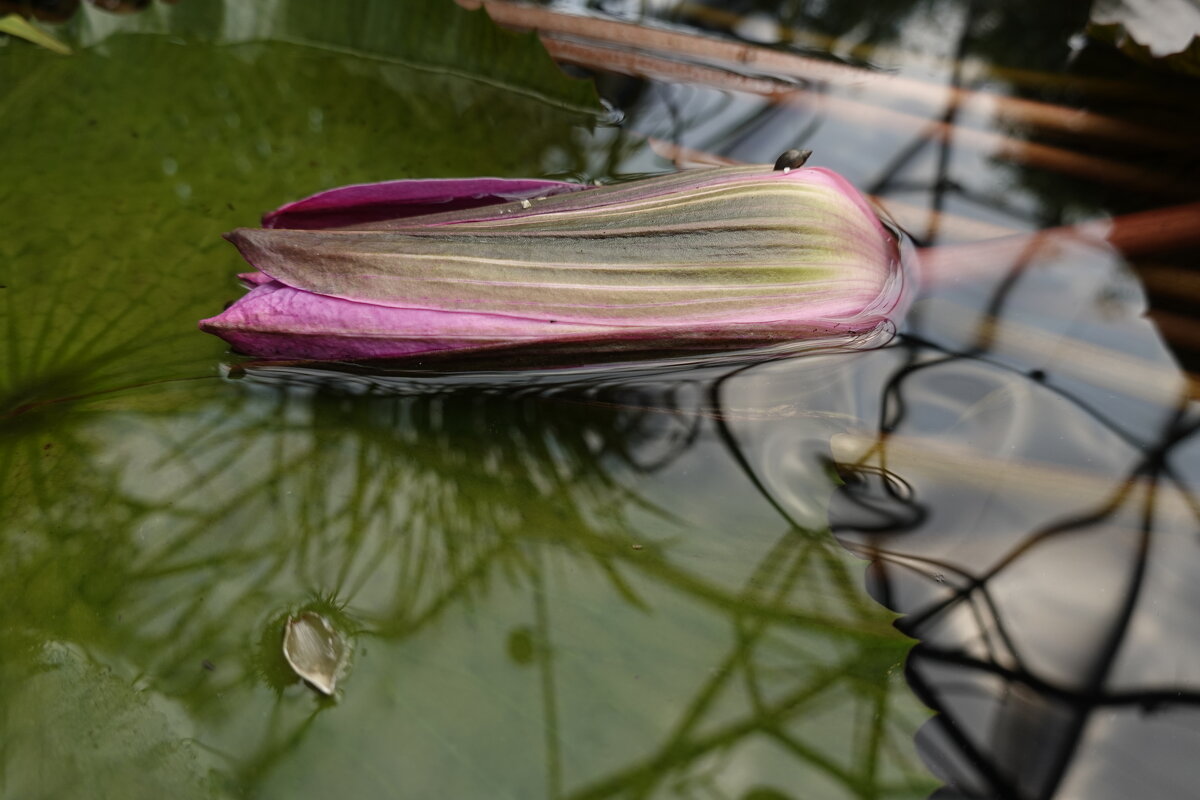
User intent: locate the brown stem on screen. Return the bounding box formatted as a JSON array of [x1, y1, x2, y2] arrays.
[[470, 0, 1193, 152], [917, 201, 1200, 286], [669, 0, 1188, 105], [1096, 202, 1200, 256], [536, 36, 1192, 199], [1138, 265, 1200, 304]]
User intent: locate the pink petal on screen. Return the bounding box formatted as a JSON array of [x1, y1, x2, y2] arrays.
[[199, 281, 607, 360], [228, 167, 899, 328], [199, 281, 888, 362]]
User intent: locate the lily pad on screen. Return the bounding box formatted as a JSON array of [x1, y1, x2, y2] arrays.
[[0, 5, 596, 419]]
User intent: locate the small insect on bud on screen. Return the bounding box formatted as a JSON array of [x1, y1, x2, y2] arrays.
[[774, 149, 813, 171]]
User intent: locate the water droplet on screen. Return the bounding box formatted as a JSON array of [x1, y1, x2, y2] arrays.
[[283, 611, 348, 696]]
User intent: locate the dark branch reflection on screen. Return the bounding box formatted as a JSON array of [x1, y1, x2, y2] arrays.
[[780, 235, 1200, 799]]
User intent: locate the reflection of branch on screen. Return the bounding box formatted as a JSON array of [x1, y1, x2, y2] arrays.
[[533, 553, 563, 800], [565, 664, 841, 799], [831, 432, 1195, 522], [918, 201, 1200, 285], [833, 250, 1200, 798], [904, 659, 1022, 797], [541, 483, 918, 797], [1041, 408, 1196, 795], [914, 645, 1200, 711]]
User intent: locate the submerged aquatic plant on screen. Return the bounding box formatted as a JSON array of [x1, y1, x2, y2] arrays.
[[200, 159, 905, 361]]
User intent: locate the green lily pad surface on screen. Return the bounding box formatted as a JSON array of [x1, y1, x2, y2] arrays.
[[0, 2, 931, 798]]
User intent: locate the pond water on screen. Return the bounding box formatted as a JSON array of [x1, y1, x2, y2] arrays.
[[2, 1, 1199, 798]]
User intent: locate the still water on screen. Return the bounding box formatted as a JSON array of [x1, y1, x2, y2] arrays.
[[2, 1, 1199, 798]]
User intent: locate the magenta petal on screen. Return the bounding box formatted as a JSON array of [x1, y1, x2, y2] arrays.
[[199, 283, 880, 362], [199, 281, 608, 360], [263, 177, 588, 230]]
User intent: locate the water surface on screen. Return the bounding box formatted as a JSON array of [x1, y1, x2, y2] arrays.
[[3, 1, 1200, 798]]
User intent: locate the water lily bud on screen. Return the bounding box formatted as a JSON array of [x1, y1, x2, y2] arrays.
[[199, 164, 905, 362]]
